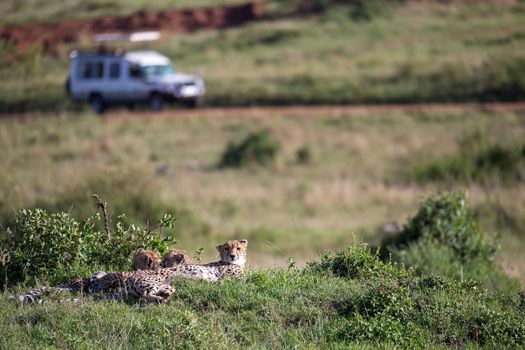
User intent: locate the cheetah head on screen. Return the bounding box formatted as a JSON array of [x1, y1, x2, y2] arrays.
[[132, 249, 161, 271], [161, 248, 190, 268], [217, 239, 248, 266]]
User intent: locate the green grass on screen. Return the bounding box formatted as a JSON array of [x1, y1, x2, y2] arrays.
[[1, 1, 525, 112], [1, 245, 524, 348]]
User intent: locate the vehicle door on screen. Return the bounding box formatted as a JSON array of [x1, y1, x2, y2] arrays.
[[124, 61, 150, 102], [103, 59, 125, 103], [74, 59, 105, 101]]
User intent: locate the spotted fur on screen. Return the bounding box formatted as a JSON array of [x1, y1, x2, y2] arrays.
[[9, 271, 107, 304], [132, 249, 161, 271], [161, 249, 191, 268]]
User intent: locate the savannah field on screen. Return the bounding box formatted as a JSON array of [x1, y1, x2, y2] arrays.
[[1, 0, 525, 348], [1, 107, 525, 275]]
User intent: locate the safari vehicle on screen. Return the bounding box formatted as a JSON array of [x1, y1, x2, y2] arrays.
[[66, 32, 205, 113]]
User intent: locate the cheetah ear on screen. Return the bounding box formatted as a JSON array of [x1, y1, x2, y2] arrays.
[[239, 239, 248, 247], [216, 244, 223, 252]]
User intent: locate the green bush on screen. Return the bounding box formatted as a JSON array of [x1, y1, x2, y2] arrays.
[[219, 130, 280, 168], [307, 242, 405, 279], [378, 191, 515, 289], [381, 191, 497, 263], [296, 145, 312, 164], [0, 208, 176, 288], [413, 131, 525, 185]]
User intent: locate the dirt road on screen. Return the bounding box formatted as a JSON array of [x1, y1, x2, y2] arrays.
[[2, 102, 525, 122], [120, 102, 525, 119]]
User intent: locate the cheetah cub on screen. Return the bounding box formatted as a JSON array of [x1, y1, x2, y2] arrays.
[[161, 249, 191, 268], [132, 249, 162, 271]]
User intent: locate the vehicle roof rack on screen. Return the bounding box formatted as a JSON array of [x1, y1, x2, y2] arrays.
[[69, 31, 161, 59], [93, 31, 161, 43]]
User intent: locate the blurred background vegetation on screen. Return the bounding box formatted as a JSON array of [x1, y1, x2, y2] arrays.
[[1, 109, 524, 281], [1, 0, 525, 112]]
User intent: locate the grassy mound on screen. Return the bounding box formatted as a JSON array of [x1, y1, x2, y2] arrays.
[[1, 244, 524, 348]]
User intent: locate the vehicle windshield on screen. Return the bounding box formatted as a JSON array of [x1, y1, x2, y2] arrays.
[[140, 64, 175, 76]]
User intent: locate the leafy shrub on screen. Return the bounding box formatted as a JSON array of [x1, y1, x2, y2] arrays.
[[219, 130, 280, 168], [381, 191, 497, 263], [307, 242, 405, 279], [414, 130, 525, 185], [0, 208, 176, 288], [296, 145, 312, 164], [379, 191, 514, 289]]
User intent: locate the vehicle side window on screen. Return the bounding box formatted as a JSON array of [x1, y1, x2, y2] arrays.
[[93, 62, 104, 79], [109, 62, 120, 79], [129, 64, 143, 79], [77, 62, 91, 79], [78, 61, 104, 80]]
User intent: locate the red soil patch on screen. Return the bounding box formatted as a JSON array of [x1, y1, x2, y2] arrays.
[[0, 1, 263, 57]]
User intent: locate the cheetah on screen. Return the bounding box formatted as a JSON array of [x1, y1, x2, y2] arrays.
[[11, 239, 248, 304], [132, 249, 162, 271], [161, 249, 191, 268], [165, 239, 248, 282]]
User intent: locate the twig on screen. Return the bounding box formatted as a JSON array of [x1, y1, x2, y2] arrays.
[[92, 194, 111, 239]]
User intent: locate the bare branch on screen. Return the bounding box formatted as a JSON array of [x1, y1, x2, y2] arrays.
[[92, 194, 111, 239]]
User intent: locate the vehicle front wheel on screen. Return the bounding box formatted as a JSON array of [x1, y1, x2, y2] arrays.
[[90, 94, 105, 114], [185, 96, 203, 109], [150, 93, 165, 112]]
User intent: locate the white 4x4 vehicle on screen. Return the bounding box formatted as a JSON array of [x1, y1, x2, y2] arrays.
[[67, 49, 205, 113]]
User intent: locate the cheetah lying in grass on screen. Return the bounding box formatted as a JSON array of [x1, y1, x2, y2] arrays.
[[11, 239, 248, 304]]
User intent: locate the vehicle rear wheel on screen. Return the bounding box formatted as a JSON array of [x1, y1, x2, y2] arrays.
[[150, 93, 165, 112], [90, 94, 105, 114]]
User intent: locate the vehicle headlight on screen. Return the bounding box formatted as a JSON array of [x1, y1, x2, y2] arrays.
[[180, 84, 199, 96]]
